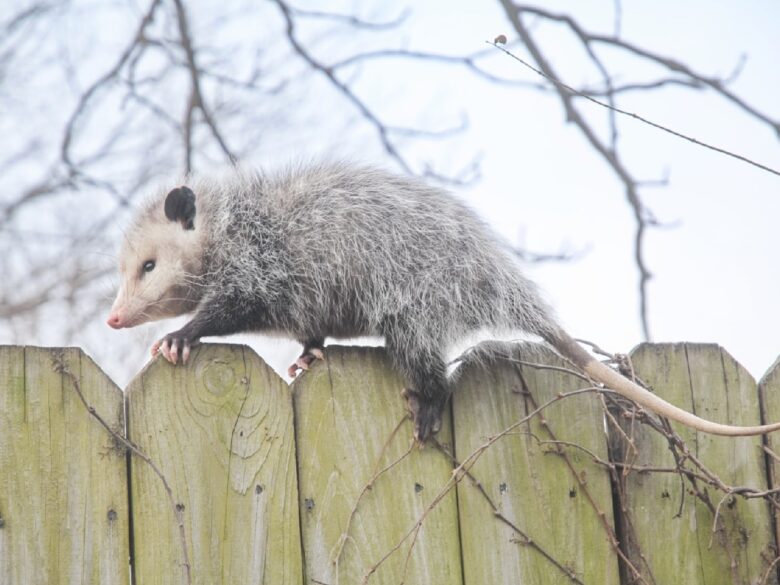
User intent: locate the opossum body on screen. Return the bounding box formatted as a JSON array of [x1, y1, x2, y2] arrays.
[[108, 162, 780, 440]]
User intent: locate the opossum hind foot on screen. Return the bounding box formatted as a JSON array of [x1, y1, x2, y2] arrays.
[[288, 339, 325, 378], [401, 387, 444, 444]]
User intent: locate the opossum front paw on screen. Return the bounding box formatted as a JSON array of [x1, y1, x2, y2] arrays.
[[287, 347, 325, 378], [401, 388, 444, 444], [151, 331, 198, 365]]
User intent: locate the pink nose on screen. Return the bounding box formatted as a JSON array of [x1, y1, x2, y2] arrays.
[[107, 314, 123, 329]]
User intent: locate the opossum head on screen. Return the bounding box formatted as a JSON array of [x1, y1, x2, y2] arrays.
[[107, 186, 206, 329]]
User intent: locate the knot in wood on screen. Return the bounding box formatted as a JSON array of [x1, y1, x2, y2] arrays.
[[198, 359, 237, 397]]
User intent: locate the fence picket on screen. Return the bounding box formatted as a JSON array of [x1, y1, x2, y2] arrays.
[[759, 355, 780, 568], [2, 342, 779, 584], [0, 346, 130, 585], [452, 343, 620, 585], [125, 343, 302, 585], [614, 343, 777, 585], [292, 346, 463, 585]]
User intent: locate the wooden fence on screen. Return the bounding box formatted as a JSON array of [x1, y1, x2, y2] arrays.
[[2, 342, 780, 585]]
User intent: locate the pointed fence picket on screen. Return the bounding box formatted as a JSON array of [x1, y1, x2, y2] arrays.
[[1, 342, 779, 585]]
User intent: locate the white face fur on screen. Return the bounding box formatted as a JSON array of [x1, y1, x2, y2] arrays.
[[107, 190, 204, 329]]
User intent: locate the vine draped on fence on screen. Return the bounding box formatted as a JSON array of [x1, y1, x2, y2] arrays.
[[2, 342, 780, 585]]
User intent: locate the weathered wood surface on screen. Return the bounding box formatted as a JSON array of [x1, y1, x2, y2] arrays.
[[0, 346, 130, 585], [618, 343, 777, 585], [292, 346, 463, 585], [3, 342, 780, 585], [452, 343, 620, 585], [759, 356, 780, 557], [126, 344, 302, 585]]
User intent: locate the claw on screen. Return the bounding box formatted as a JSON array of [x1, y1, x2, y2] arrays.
[[401, 388, 420, 418], [160, 339, 171, 362], [401, 387, 443, 444], [310, 348, 325, 360], [153, 329, 197, 366], [401, 388, 422, 443]]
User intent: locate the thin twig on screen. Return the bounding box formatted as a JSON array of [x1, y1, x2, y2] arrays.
[[490, 38, 780, 177], [512, 4, 780, 147], [331, 417, 413, 567], [51, 351, 192, 585], [360, 387, 603, 583], [172, 0, 237, 167], [433, 439, 586, 584], [494, 3, 655, 339], [271, 0, 412, 174]]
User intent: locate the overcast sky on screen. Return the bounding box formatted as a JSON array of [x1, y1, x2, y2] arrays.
[[335, 0, 780, 381], [209, 0, 780, 383], [2, 0, 778, 387]]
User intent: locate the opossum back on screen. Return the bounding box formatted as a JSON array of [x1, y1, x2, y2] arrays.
[[274, 164, 500, 267], [263, 162, 554, 339]]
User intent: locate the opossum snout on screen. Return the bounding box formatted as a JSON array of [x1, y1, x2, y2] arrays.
[[106, 312, 125, 329], [107, 291, 158, 328], [106, 305, 152, 328], [107, 305, 138, 328], [107, 292, 146, 329]]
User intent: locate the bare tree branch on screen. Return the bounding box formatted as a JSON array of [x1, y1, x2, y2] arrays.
[[329, 48, 548, 89], [515, 5, 780, 143], [171, 0, 237, 170], [497, 1, 654, 339], [61, 0, 164, 171], [3, 1, 779, 390], [288, 5, 411, 30], [495, 1, 780, 340], [270, 0, 414, 174]]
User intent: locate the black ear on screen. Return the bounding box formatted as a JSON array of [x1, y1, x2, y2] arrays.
[[164, 186, 196, 230]]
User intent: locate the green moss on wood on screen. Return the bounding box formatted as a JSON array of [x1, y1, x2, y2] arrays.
[[620, 343, 776, 585], [292, 345, 463, 585], [0, 346, 130, 585], [452, 343, 620, 585], [126, 343, 302, 585]]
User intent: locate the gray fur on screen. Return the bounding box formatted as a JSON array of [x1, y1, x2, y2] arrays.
[[115, 161, 780, 440], [261, 165, 539, 333], [141, 161, 558, 346]]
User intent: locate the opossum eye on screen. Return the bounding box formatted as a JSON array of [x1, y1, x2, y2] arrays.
[[142, 260, 156, 273]]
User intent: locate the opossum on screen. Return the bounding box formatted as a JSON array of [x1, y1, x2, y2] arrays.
[[107, 162, 780, 441]]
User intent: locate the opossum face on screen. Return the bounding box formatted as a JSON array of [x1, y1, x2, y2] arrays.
[[107, 187, 204, 329]]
